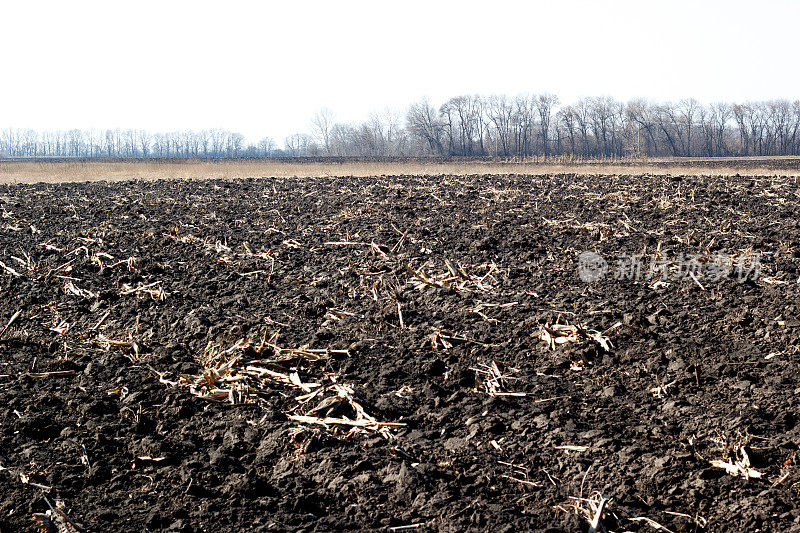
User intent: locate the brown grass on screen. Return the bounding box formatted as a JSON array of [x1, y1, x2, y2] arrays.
[[1, 158, 799, 184]]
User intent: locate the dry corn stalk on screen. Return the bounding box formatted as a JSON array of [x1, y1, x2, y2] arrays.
[[160, 338, 340, 404], [290, 383, 405, 439], [157, 337, 403, 438], [406, 260, 501, 293], [120, 281, 166, 301], [472, 361, 526, 397], [537, 322, 616, 352], [428, 330, 484, 350], [0, 259, 22, 277], [94, 333, 140, 360], [64, 281, 97, 299], [559, 492, 676, 533], [562, 492, 609, 533], [710, 446, 763, 479]]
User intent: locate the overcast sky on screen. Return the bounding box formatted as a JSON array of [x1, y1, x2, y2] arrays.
[[1, 0, 798, 144]]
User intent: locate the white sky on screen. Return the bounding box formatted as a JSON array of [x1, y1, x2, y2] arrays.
[[1, 0, 798, 144]]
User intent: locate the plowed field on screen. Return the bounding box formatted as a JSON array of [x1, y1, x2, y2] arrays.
[[1, 173, 799, 532]]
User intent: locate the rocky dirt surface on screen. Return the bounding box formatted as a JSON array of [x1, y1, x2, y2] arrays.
[[1, 173, 799, 532]]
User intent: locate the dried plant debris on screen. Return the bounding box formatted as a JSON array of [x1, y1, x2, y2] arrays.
[[119, 281, 166, 301], [558, 492, 679, 533], [156, 337, 403, 437], [290, 382, 405, 439], [427, 329, 487, 351], [537, 322, 618, 352], [471, 361, 526, 397], [690, 431, 767, 480], [710, 446, 764, 480], [32, 497, 85, 533], [156, 337, 330, 404], [406, 260, 504, 293]]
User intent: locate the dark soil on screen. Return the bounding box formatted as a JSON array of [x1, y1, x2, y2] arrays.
[[1, 173, 800, 532]]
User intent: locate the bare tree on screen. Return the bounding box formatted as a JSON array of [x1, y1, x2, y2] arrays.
[[379, 108, 406, 156], [711, 103, 732, 156], [748, 102, 768, 155], [439, 95, 485, 156], [407, 97, 444, 155], [227, 133, 244, 157], [151, 133, 166, 157], [572, 99, 593, 157], [512, 95, 535, 159], [626, 99, 661, 156], [589, 97, 618, 157], [534, 93, 559, 158], [66, 129, 82, 157], [793, 101, 800, 155], [656, 103, 682, 156], [103, 130, 115, 157], [257, 137, 276, 157], [557, 106, 577, 156], [284, 133, 312, 156], [137, 130, 151, 157], [198, 130, 211, 156], [210, 129, 227, 156], [486, 95, 515, 157], [311, 108, 335, 155], [328, 123, 357, 156], [678, 98, 699, 156]]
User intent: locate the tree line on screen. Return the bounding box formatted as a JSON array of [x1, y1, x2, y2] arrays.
[[3, 96, 800, 159], [0, 128, 278, 159]]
